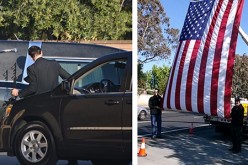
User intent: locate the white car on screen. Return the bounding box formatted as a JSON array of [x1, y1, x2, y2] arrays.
[[138, 106, 149, 120]]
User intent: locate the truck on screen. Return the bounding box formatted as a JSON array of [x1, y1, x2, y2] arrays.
[[204, 27, 248, 134]]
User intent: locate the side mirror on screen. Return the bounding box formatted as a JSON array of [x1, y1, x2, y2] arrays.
[[61, 81, 70, 94]]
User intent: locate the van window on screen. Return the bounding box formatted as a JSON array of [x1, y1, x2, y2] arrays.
[[59, 62, 88, 75], [73, 59, 127, 94], [56, 61, 89, 83]]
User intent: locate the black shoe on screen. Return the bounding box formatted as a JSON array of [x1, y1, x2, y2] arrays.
[[232, 150, 241, 154], [228, 148, 235, 151], [151, 135, 156, 139], [156, 135, 164, 139]]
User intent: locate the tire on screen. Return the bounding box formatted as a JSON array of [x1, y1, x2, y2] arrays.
[[14, 121, 58, 165], [138, 110, 147, 120]]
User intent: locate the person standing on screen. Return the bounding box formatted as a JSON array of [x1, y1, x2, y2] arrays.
[[11, 45, 70, 98], [149, 89, 162, 139], [11, 46, 78, 165], [229, 97, 244, 153]]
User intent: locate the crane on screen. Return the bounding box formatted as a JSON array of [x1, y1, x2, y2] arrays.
[[239, 26, 248, 46]]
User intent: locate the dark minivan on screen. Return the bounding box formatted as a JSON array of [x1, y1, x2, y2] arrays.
[[0, 51, 132, 165]]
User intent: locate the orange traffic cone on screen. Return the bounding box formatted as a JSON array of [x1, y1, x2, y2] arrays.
[[189, 123, 194, 134], [138, 138, 147, 157]]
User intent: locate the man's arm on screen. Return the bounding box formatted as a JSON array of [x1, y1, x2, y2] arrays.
[[58, 64, 71, 79], [149, 97, 155, 109], [19, 67, 37, 98]]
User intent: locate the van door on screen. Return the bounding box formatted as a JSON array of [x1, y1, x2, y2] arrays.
[[60, 58, 128, 158], [121, 56, 132, 157]]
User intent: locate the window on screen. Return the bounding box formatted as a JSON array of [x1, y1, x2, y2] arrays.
[[73, 59, 127, 94], [56, 60, 90, 83]]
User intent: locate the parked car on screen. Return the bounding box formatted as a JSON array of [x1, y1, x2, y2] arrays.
[[0, 51, 132, 165], [138, 106, 149, 120]]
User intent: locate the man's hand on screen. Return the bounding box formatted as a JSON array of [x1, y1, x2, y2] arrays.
[[12, 88, 19, 97]]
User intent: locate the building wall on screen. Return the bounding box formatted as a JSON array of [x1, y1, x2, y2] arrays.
[[43, 40, 132, 51], [80, 40, 132, 51]]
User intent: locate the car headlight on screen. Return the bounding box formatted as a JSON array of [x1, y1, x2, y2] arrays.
[[5, 104, 13, 117]]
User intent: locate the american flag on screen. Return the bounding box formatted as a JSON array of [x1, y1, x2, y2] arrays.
[[163, 0, 244, 118]]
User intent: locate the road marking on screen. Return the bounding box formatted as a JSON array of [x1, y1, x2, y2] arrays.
[[138, 120, 206, 124], [193, 116, 203, 118], [138, 124, 210, 137], [138, 121, 151, 124]]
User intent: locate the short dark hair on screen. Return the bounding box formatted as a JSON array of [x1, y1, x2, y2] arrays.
[[28, 46, 41, 58], [235, 97, 241, 102]]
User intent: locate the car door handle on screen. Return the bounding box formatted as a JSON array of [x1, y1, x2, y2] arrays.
[[105, 100, 120, 105], [126, 100, 132, 104]]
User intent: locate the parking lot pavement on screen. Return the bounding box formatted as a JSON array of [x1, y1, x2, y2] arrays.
[[0, 153, 93, 165], [138, 127, 248, 165]]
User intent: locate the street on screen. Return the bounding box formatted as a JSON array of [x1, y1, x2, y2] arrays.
[[138, 110, 248, 165], [138, 110, 207, 137]]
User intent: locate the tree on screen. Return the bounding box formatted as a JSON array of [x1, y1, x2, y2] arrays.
[[0, 0, 132, 40], [138, 0, 179, 63], [138, 63, 147, 89], [232, 54, 248, 98], [90, 0, 132, 40], [146, 65, 170, 95]]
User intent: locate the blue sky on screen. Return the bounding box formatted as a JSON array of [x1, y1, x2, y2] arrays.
[[143, 0, 248, 72]]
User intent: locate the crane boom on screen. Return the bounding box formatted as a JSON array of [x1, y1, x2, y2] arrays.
[[239, 26, 248, 46]]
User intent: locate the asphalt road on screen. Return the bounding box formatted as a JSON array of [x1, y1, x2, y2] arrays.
[[138, 110, 248, 165], [138, 110, 208, 137], [0, 154, 93, 165]]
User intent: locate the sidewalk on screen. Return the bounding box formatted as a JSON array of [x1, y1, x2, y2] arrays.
[[138, 128, 248, 165]]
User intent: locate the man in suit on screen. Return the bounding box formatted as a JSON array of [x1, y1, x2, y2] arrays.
[[12, 46, 70, 98], [229, 97, 244, 154], [11, 46, 78, 165]]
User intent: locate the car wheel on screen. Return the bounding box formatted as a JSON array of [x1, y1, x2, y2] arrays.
[[138, 110, 147, 120], [14, 121, 57, 165]]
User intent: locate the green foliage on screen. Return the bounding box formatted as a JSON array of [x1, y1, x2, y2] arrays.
[[0, 0, 131, 40], [232, 54, 248, 99], [138, 64, 170, 95], [138, 63, 147, 89], [147, 65, 170, 94]]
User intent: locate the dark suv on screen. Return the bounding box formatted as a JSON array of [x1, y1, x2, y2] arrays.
[[0, 51, 132, 165]]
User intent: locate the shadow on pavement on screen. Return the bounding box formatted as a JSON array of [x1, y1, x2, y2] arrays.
[[138, 126, 248, 165]]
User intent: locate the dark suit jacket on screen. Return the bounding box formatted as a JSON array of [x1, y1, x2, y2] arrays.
[[19, 57, 70, 98]]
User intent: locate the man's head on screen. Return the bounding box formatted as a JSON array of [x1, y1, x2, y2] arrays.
[[235, 97, 241, 105], [28, 46, 42, 60], [153, 89, 159, 96]]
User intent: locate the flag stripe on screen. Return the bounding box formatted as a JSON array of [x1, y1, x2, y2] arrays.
[[166, 42, 182, 109], [203, 0, 225, 116], [170, 42, 186, 109], [217, 0, 239, 117], [210, 0, 231, 116], [198, 0, 224, 114], [185, 40, 201, 111], [224, 0, 244, 118], [180, 41, 196, 111], [163, 45, 179, 109], [175, 41, 190, 110]]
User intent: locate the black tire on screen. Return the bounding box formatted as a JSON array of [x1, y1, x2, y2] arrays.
[[14, 121, 58, 165], [138, 110, 147, 120]]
